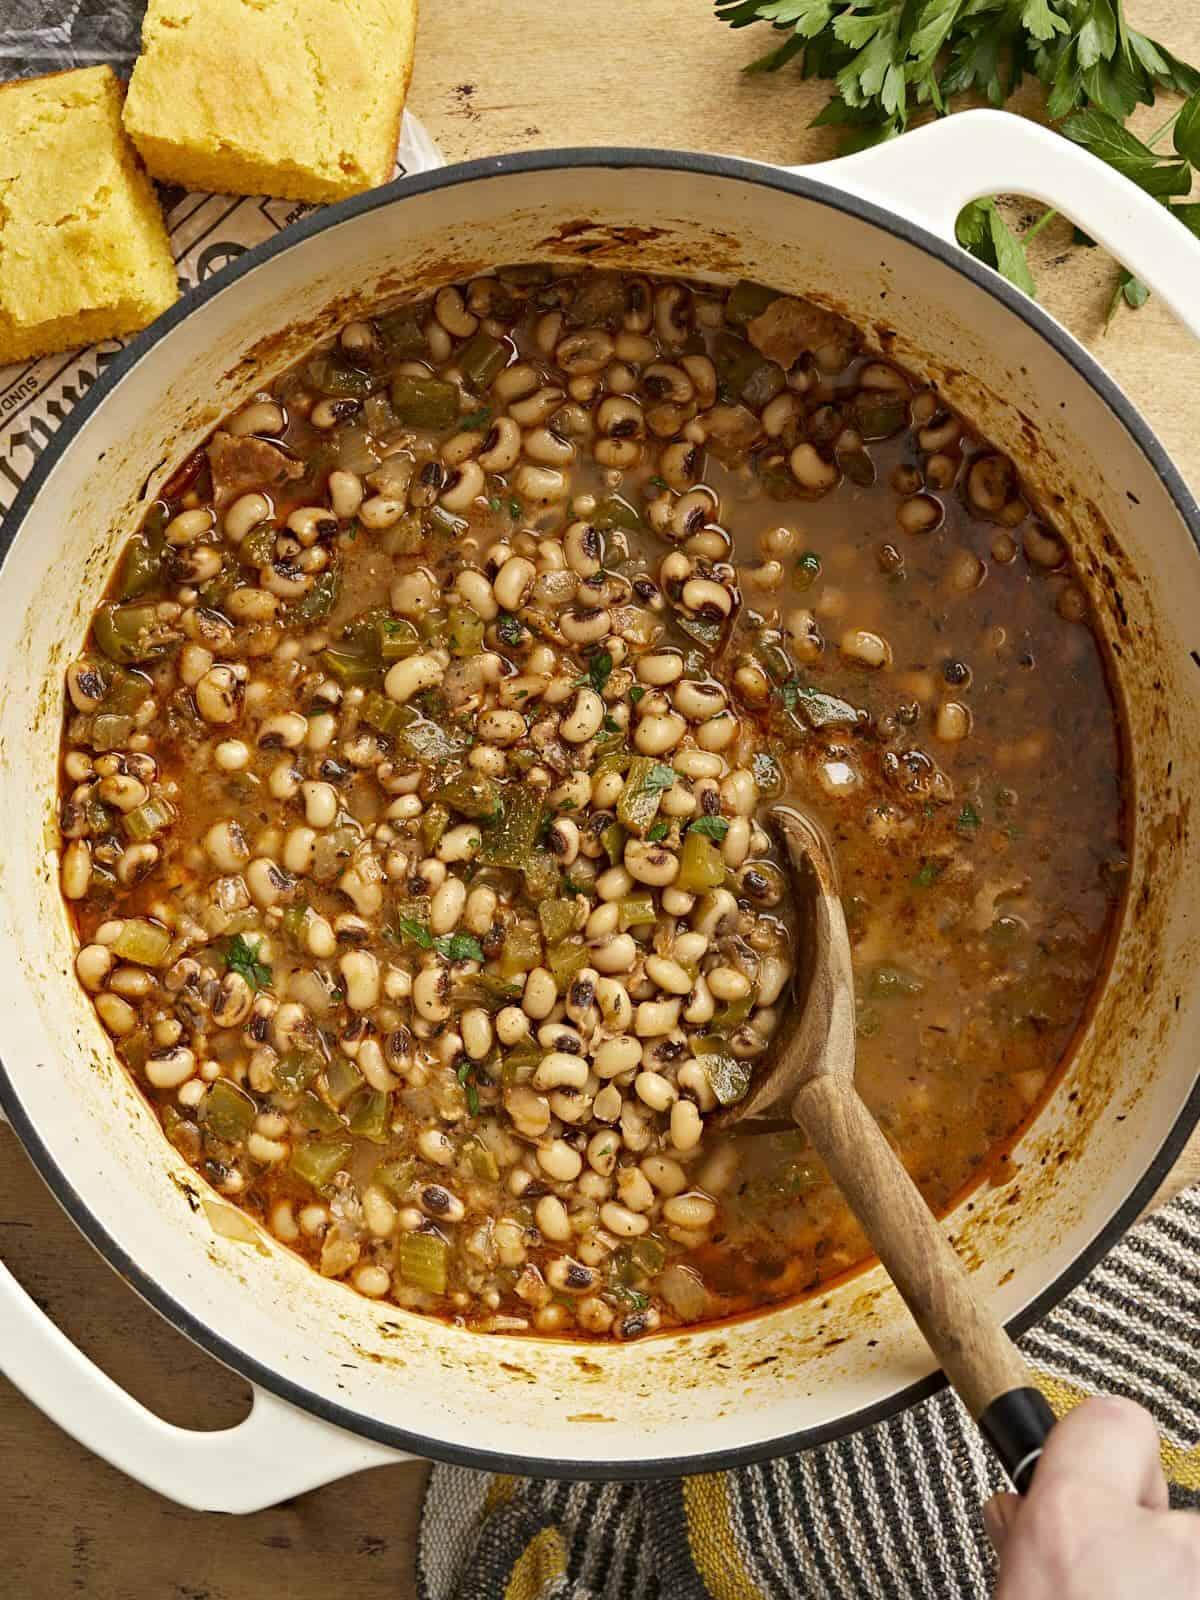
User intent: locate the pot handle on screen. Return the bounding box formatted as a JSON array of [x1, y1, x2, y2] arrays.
[[786, 108, 1200, 340], [0, 1254, 413, 1513]]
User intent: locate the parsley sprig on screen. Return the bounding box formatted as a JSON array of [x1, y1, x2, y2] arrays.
[[716, 0, 1200, 316], [223, 933, 273, 992], [394, 917, 484, 963]]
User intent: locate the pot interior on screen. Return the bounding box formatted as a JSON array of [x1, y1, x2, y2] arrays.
[[1, 154, 1198, 1474]]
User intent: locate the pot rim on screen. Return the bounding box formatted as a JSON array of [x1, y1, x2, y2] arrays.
[[2, 145, 1199, 1480]]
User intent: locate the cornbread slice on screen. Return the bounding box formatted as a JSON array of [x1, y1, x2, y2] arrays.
[[123, 0, 419, 204], [0, 67, 178, 365]]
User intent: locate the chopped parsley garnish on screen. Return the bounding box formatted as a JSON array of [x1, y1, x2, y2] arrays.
[[777, 680, 800, 712], [629, 685, 646, 705], [644, 763, 677, 794], [381, 619, 406, 633], [223, 934, 272, 991], [438, 931, 486, 963], [344, 520, 360, 541], [456, 1060, 480, 1116], [508, 499, 521, 520], [688, 816, 730, 843], [602, 714, 620, 734], [956, 802, 983, 833], [647, 474, 668, 490], [488, 495, 503, 513], [460, 406, 492, 430], [561, 876, 587, 898], [395, 916, 435, 948], [646, 820, 670, 842], [614, 1285, 650, 1310], [496, 613, 524, 647], [578, 650, 613, 695], [911, 861, 943, 889]]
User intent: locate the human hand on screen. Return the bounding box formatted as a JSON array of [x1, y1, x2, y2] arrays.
[[984, 1396, 1200, 1598]]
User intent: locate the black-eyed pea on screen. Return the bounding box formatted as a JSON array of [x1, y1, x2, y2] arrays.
[[756, 955, 791, 1008], [416, 1127, 455, 1167], [721, 816, 752, 869], [672, 678, 726, 723], [616, 1165, 656, 1213], [455, 568, 499, 621], [634, 1069, 678, 1112], [440, 459, 485, 512], [663, 1192, 717, 1230], [644, 955, 692, 996], [244, 857, 292, 909], [538, 1139, 583, 1183], [75, 943, 113, 991], [533, 1051, 589, 1091], [635, 998, 681, 1038], [61, 840, 92, 899], [420, 1183, 466, 1224], [522, 966, 557, 1020], [430, 875, 467, 934], [223, 491, 273, 544], [226, 587, 279, 625], [790, 443, 840, 496], [591, 769, 625, 809], [560, 686, 605, 743], [271, 1200, 300, 1243], [577, 1296, 615, 1334], [535, 1195, 572, 1243], [896, 493, 944, 535], [435, 824, 482, 864], [195, 665, 243, 724], [641, 1154, 688, 1197], [670, 1098, 704, 1152], [460, 1008, 494, 1063], [595, 976, 633, 1034], [281, 825, 316, 876], [593, 1035, 642, 1080], [935, 701, 972, 742], [676, 1060, 717, 1112], [595, 864, 634, 901], [624, 840, 679, 888], [591, 933, 638, 973], [383, 653, 443, 704], [591, 1084, 623, 1124], [707, 966, 753, 1004], [164, 506, 216, 546], [599, 1199, 649, 1238], [478, 707, 527, 745], [463, 885, 498, 936], [413, 963, 450, 1023], [512, 463, 568, 504], [145, 1045, 196, 1089]]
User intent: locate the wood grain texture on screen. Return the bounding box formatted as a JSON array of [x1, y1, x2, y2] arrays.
[[3, 0, 1199, 1590]]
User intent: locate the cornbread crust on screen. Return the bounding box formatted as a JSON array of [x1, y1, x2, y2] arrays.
[[0, 67, 178, 365], [123, 0, 419, 204]]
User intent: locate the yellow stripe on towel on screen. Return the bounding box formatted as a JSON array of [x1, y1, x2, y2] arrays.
[[682, 1473, 766, 1600], [503, 1526, 568, 1600]]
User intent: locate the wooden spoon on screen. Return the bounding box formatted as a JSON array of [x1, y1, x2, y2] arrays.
[[717, 804, 1054, 1492]]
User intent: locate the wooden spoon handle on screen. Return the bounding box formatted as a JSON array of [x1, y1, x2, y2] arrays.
[[794, 1073, 1054, 1492]]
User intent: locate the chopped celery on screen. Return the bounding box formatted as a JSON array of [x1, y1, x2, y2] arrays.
[[323, 1056, 364, 1108], [617, 757, 673, 834], [104, 667, 153, 715], [287, 564, 340, 623], [398, 1232, 448, 1295], [592, 745, 632, 783], [290, 1136, 353, 1191], [382, 512, 426, 556], [629, 1234, 667, 1275], [122, 797, 175, 842], [274, 1048, 323, 1093], [714, 332, 775, 404], [458, 330, 508, 388], [291, 1090, 342, 1133], [305, 354, 379, 397], [346, 1089, 392, 1142], [110, 918, 171, 966], [201, 1079, 257, 1140], [394, 718, 467, 763], [433, 772, 500, 820], [523, 850, 560, 900], [592, 494, 642, 532], [713, 994, 753, 1029], [446, 605, 485, 657], [378, 617, 420, 659], [372, 1156, 415, 1198], [376, 307, 425, 355], [452, 974, 523, 1012], [677, 831, 726, 894], [500, 1043, 541, 1086], [391, 374, 459, 430], [547, 940, 588, 991], [320, 645, 382, 686], [726, 279, 781, 326], [465, 1139, 501, 1182], [361, 690, 416, 740], [538, 897, 578, 946], [92, 603, 168, 665], [674, 614, 724, 653], [600, 821, 628, 867], [281, 904, 310, 949], [617, 895, 655, 930], [241, 524, 277, 569], [426, 506, 468, 541], [480, 789, 544, 869], [421, 802, 450, 854], [500, 925, 542, 978], [90, 713, 135, 752], [117, 521, 167, 600], [852, 391, 909, 440], [697, 1051, 752, 1107]]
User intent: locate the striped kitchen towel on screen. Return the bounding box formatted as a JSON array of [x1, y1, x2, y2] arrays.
[[418, 1186, 1200, 1599]]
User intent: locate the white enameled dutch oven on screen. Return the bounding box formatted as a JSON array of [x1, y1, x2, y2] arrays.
[[2, 110, 1200, 1514]]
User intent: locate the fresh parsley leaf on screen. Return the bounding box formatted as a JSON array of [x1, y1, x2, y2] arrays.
[[488, 495, 503, 513], [460, 406, 492, 431], [629, 684, 646, 705], [436, 932, 485, 962], [1061, 108, 1192, 196], [688, 816, 731, 842], [344, 520, 359, 541], [911, 861, 943, 889], [1174, 88, 1200, 165], [648, 474, 669, 490], [496, 613, 525, 647], [778, 679, 800, 713], [456, 1060, 480, 1116], [956, 801, 982, 833], [223, 933, 273, 991], [602, 714, 620, 734], [396, 916, 435, 949], [644, 763, 677, 793], [646, 821, 670, 842], [614, 1285, 650, 1310], [579, 650, 614, 695], [508, 499, 521, 520], [1105, 266, 1150, 329], [561, 876, 587, 898]]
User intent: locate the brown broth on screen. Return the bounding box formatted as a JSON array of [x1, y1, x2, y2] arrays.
[[58, 268, 1125, 1339]]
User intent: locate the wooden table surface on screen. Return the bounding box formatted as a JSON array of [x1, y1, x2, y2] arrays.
[[3, 2, 1199, 1593]]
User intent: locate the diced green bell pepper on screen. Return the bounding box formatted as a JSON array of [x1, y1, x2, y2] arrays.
[[201, 1079, 257, 1140], [320, 645, 381, 686], [433, 772, 500, 819], [458, 330, 508, 389], [109, 918, 171, 966], [287, 564, 340, 623], [361, 690, 416, 740], [323, 1056, 364, 1107], [290, 1136, 353, 1191], [346, 1089, 392, 1143], [421, 802, 450, 854], [726, 278, 781, 326], [696, 1051, 752, 1107], [291, 1090, 343, 1133], [499, 925, 542, 978], [306, 354, 379, 397], [538, 897, 578, 946], [446, 605, 485, 657], [398, 1232, 448, 1294], [122, 797, 175, 842], [677, 831, 726, 894], [92, 603, 167, 665], [378, 618, 421, 659], [480, 788, 544, 869], [274, 1048, 323, 1094], [617, 895, 655, 930], [391, 374, 459, 430], [547, 940, 588, 991]]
